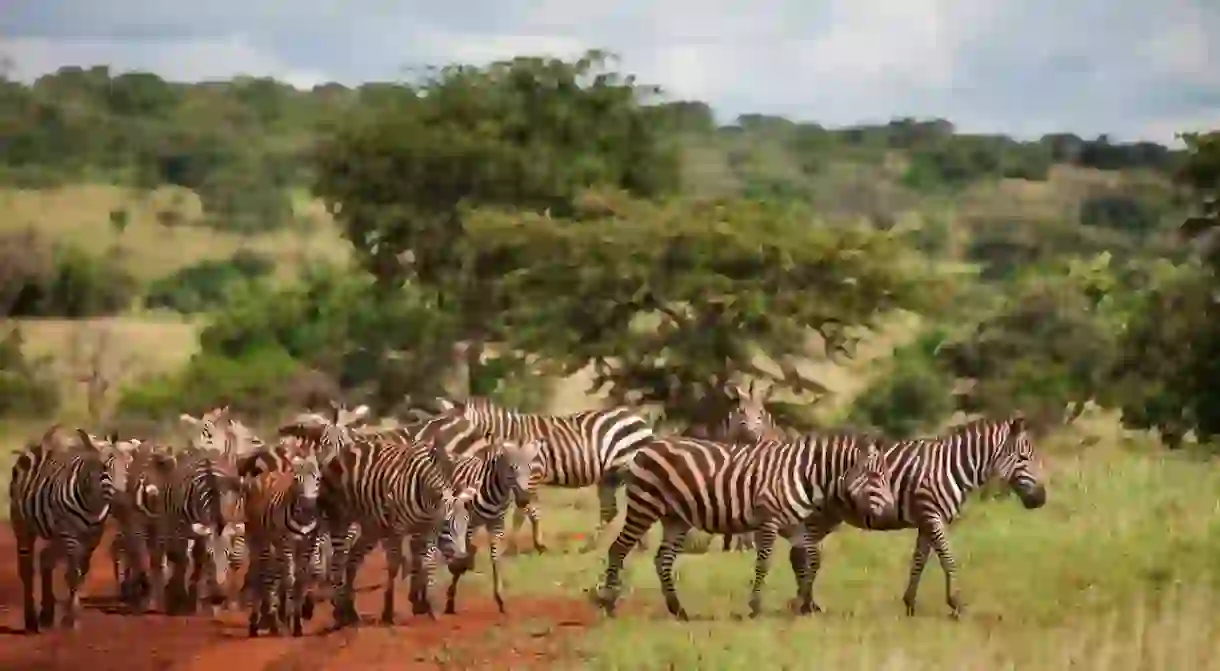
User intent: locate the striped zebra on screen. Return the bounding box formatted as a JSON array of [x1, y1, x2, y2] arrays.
[[161, 412, 249, 615], [109, 441, 178, 613], [243, 454, 323, 637], [441, 438, 546, 615], [683, 381, 788, 552], [9, 426, 126, 632], [593, 432, 901, 620], [792, 414, 1046, 619], [436, 396, 655, 554], [319, 433, 478, 627]]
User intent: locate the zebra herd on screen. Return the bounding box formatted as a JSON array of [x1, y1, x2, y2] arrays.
[[7, 387, 1046, 636]]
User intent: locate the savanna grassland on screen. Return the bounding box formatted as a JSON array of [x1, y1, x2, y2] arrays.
[[1, 54, 1219, 670]]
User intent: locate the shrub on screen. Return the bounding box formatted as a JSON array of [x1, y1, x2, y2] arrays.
[[0, 327, 61, 418], [117, 346, 335, 420], [145, 251, 275, 313], [848, 332, 955, 438], [2, 231, 139, 317]]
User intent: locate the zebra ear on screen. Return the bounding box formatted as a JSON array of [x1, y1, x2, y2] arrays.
[[436, 398, 457, 412], [179, 413, 201, 428], [349, 404, 371, 423], [75, 428, 98, 451], [1009, 413, 1027, 435]]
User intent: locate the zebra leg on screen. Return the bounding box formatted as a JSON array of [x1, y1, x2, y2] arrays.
[[748, 523, 782, 619], [165, 540, 189, 614], [407, 535, 443, 621], [789, 521, 835, 614], [581, 477, 621, 553], [380, 536, 406, 625], [509, 497, 547, 554], [487, 518, 508, 614], [62, 541, 89, 630], [186, 537, 210, 614], [593, 495, 655, 616], [901, 532, 933, 616], [926, 523, 962, 618], [782, 525, 816, 616], [654, 520, 691, 621], [443, 529, 477, 615], [246, 548, 261, 637], [333, 531, 375, 627], [17, 535, 38, 633], [38, 545, 58, 628], [148, 537, 168, 614]]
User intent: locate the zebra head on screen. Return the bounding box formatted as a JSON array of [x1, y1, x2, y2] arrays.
[[289, 454, 322, 523], [179, 406, 230, 452], [991, 414, 1046, 510], [437, 486, 478, 561], [839, 437, 900, 523], [76, 429, 133, 494], [498, 438, 546, 495], [723, 381, 783, 443]]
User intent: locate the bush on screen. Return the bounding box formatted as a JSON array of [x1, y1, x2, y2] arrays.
[[848, 333, 955, 438], [0, 327, 61, 418], [117, 346, 337, 420], [145, 251, 275, 313], [2, 229, 139, 317]]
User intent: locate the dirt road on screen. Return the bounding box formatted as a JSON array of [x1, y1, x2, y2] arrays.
[[0, 526, 593, 670]]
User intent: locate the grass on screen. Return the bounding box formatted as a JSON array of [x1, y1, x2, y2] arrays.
[[488, 435, 1220, 669], [0, 184, 348, 281]]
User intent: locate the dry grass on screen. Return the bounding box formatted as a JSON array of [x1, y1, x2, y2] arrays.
[[0, 184, 348, 281], [13, 316, 201, 418]]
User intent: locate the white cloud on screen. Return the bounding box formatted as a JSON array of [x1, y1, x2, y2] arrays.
[[1, 0, 1216, 143]]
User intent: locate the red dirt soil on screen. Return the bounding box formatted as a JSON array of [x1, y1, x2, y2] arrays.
[[0, 526, 595, 671]]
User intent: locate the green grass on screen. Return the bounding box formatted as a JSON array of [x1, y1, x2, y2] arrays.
[[481, 436, 1220, 669]]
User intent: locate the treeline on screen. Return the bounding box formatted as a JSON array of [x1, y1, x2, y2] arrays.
[[1, 53, 1217, 451]]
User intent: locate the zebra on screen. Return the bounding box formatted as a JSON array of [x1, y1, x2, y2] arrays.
[[243, 454, 323, 637], [683, 380, 788, 552], [436, 396, 655, 554], [160, 412, 249, 616], [319, 432, 478, 627], [440, 438, 546, 615], [592, 431, 902, 620], [9, 426, 126, 632], [791, 413, 1046, 619], [109, 440, 178, 612]]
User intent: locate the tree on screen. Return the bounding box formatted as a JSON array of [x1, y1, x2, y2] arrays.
[[1178, 131, 1220, 263], [465, 190, 947, 427], [312, 51, 682, 395]]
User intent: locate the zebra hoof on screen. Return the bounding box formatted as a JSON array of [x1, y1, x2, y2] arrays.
[[24, 617, 39, 635], [37, 609, 55, 629], [301, 596, 315, 621]]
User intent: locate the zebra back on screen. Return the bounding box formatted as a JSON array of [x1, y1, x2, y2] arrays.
[[276, 402, 371, 464], [437, 396, 654, 486], [9, 425, 120, 540]]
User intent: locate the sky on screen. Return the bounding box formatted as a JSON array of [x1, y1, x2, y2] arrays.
[[1, 0, 1217, 145]]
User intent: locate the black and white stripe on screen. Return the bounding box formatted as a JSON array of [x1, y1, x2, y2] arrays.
[[437, 396, 654, 553], [9, 426, 123, 632], [161, 431, 242, 616], [244, 455, 323, 638], [439, 438, 545, 615], [319, 434, 477, 627], [795, 414, 1046, 618], [593, 432, 899, 620], [682, 381, 788, 552]]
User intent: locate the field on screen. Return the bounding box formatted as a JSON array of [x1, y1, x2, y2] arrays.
[[3, 183, 1220, 669], [1, 429, 1219, 669]]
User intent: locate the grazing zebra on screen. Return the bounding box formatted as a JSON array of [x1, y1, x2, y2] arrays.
[[436, 396, 655, 554], [683, 381, 788, 552], [9, 426, 126, 632], [243, 454, 323, 637], [441, 438, 546, 615], [792, 414, 1046, 619], [319, 433, 477, 627], [593, 432, 901, 620]]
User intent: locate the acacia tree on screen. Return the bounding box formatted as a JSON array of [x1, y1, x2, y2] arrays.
[[466, 189, 947, 427], [312, 51, 680, 396]]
